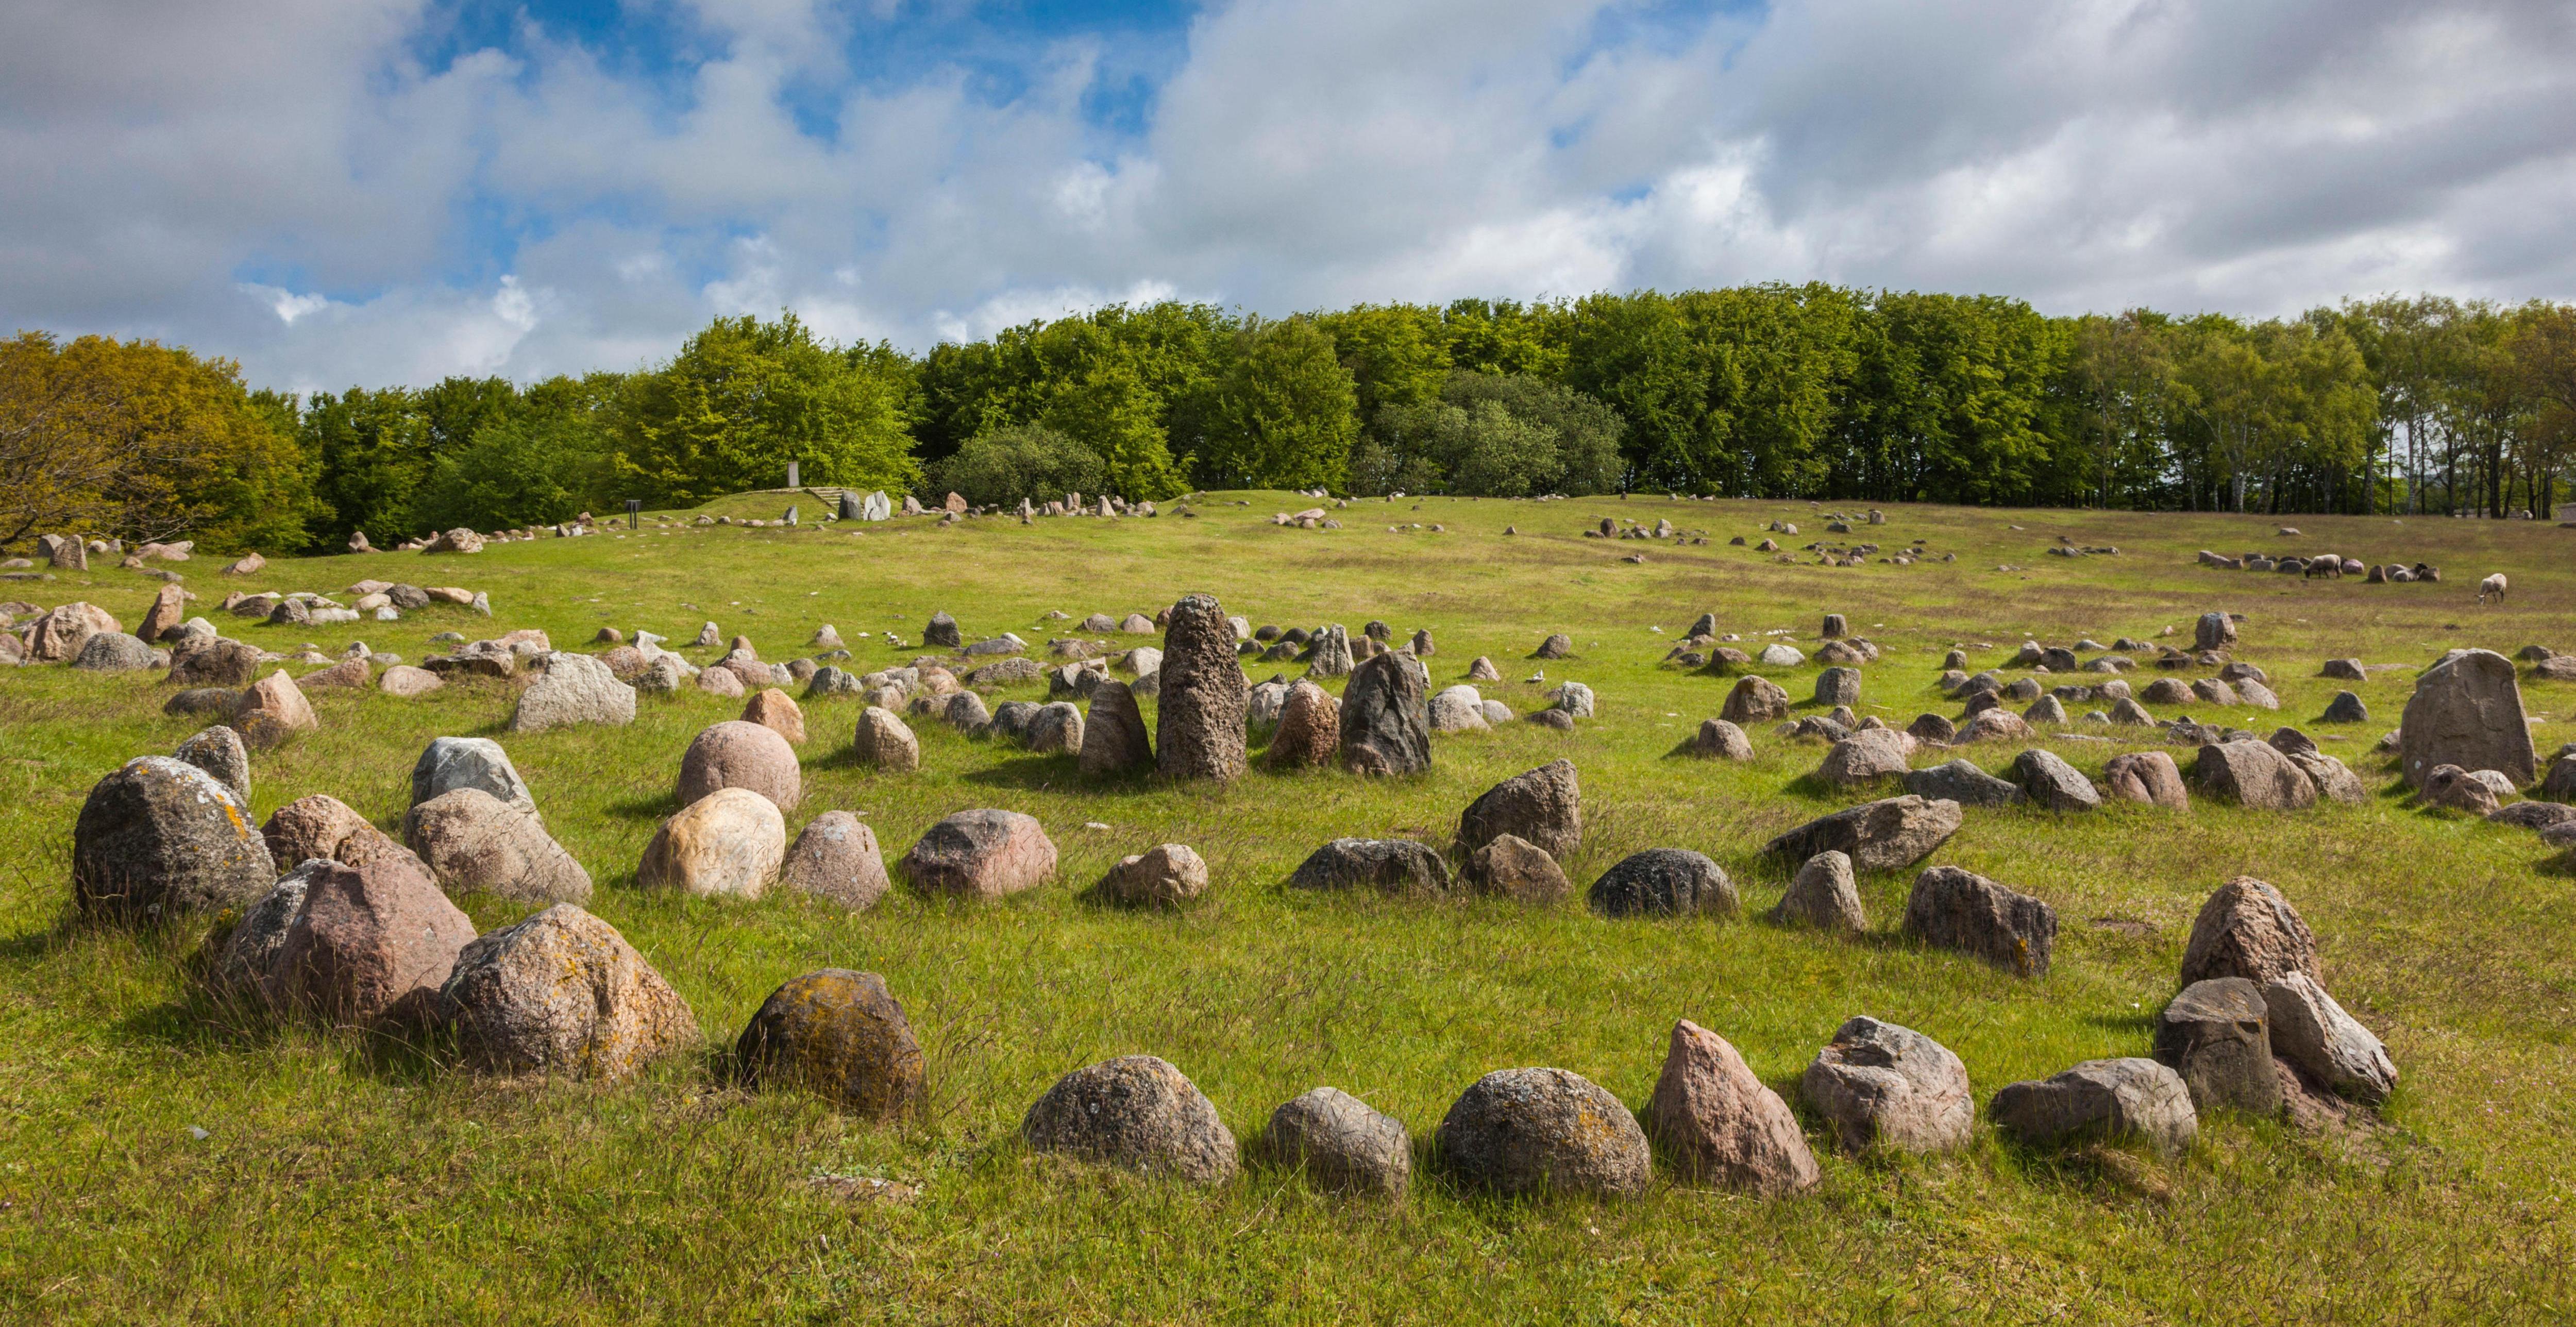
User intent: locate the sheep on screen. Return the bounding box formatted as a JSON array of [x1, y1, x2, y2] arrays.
[[2479, 573, 2508, 604]]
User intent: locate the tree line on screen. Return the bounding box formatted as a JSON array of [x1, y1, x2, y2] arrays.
[[6, 288, 2572, 555]]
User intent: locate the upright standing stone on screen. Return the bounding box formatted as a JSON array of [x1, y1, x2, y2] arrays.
[[1338, 649, 1432, 775], [1155, 594, 1248, 780], [1773, 850, 1864, 932], [2399, 648, 2535, 788], [2195, 612, 2237, 652], [1080, 677, 1155, 776], [2154, 978, 2283, 1117], [1454, 760, 1580, 860], [1647, 1020, 1819, 1195]]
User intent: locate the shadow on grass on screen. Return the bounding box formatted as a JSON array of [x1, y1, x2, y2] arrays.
[[605, 791, 678, 822], [959, 754, 1119, 794]]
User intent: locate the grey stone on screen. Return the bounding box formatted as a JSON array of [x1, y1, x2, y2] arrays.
[[1765, 795, 1963, 872], [1904, 758, 2022, 807], [1338, 649, 1432, 775], [1287, 838, 1449, 893], [1436, 1067, 1650, 1198], [410, 736, 536, 817], [2195, 741, 2317, 809], [1455, 759, 1581, 860], [2008, 748, 2099, 811], [440, 903, 698, 1081], [2399, 648, 2534, 788], [1991, 1058, 2197, 1158], [780, 811, 889, 911], [1266, 1087, 1410, 1197], [1588, 849, 1737, 917], [1813, 666, 1861, 708], [1800, 1017, 1974, 1155], [2264, 972, 2397, 1105], [1904, 865, 2055, 976], [2154, 978, 2282, 1117], [173, 725, 250, 802], [1023, 1055, 1238, 1185], [1772, 850, 1864, 932], [73, 756, 275, 922]]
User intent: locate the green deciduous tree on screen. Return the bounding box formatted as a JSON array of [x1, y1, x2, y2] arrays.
[[613, 313, 918, 506]]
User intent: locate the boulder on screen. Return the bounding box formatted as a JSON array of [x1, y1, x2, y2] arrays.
[[2154, 978, 2282, 1117], [677, 719, 802, 811], [1436, 1067, 1650, 1198], [923, 612, 963, 649], [1155, 594, 1249, 781], [1813, 666, 1862, 708], [2175, 879, 2320, 995], [1288, 838, 1449, 893], [509, 652, 636, 733], [164, 686, 240, 717], [1266, 1087, 1410, 1197], [1079, 677, 1155, 776], [262, 793, 416, 872], [853, 706, 921, 772], [297, 656, 371, 691], [1455, 759, 1581, 860], [1991, 1059, 2197, 1158], [1764, 795, 1963, 872], [779, 811, 889, 911], [1721, 676, 1792, 725], [639, 787, 785, 898], [272, 855, 475, 1026], [2417, 763, 2501, 814], [1024, 701, 1084, 755], [1799, 1017, 1973, 1155], [1095, 843, 1210, 908], [1462, 834, 1571, 903], [2399, 648, 2534, 788], [2101, 751, 2190, 810], [1265, 681, 1339, 767], [402, 788, 594, 905], [742, 688, 806, 744], [1466, 656, 1503, 682], [2194, 611, 2237, 652], [902, 809, 1055, 899], [2284, 748, 2368, 804], [1687, 718, 1755, 760], [734, 969, 925, 1119], [1533, 633, 1574, 660], [1957, 708, 2032, 743], [1906, 713, 1958, 744], [2263, 972, 2397, 1105], [2008, 748, 2099, 811], [72, 631, 155, 672], [1588, 849, 1737, 917], [1903, 758, 2022, 807], [1647, 1020, 1818, 1195], [1022, 1055, 1239, 1185], [1427, 684, 1489, 733], [72, 756, 275, 922], [1757, 643, 1806, 667], [27, 601, 120, 662], [207, 863, 315, 1005], [2194, 741, 2316, 809], [1903, 865, 2056, 976], [410, 736, 535, 817], [1819, 728, 1912, 786], [173, 724, 250, 802], [2321, 691, 2368, 725], [441, 903, 698, 1080], [379, 664, 444, 698], [233, 670, 318, 748], [1772, 850, 1864, 932], [1338, 649, 1433, 775]]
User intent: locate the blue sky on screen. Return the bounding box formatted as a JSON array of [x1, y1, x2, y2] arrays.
[[4, 0, 2572, 391]]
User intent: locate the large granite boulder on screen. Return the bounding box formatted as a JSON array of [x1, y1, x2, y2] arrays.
[[1721, 676, 1791, 725], [2264, 972, 2397, 1105], [2194, 741, 2317, 809], [410, 736, 535, 817], [169, 634, 262, 687], [1463, 834, 1571, 903], [2102, 751, 2190, 810], [734, 969, 925, 1119], [902, 809, 1055, 899], [1436, 1067, 1650, 1198], [2008, 748, 2099, 811], [403, 788, 593, 906], [1764, 795, 1962, 872], [638, 787, 785, 899], [1904, 759, 2022, 807], [1455, 760, 1581, 860], [1903, 866, 2056, 977], [1265, 1087, 1410, 1197], [1647, 1020, 1818, 1195], [174, 725, 250, 802], [2179, 876, 2320, 987], [1079, 677, 1155, 776], [509, 652, 636, 732], [1022, 1055, 1238, 1185], [1338, 649, 1432, 775], [440, 903, 698, 1080], [1772, 850, 1864, 932], [1588, 849, 1737, 917], [1991, 1058, 2197, 1158], [1800, 1017, 1973, 1154], [1288, 838, 1450, 893], [779, 811, 889, 911], [72, 756, 274, 922], [272, 855, 476, 1026], [2399, 648, 2534, 788], [677, 720, 802, 811], [2153, 978, 2282, 1117]]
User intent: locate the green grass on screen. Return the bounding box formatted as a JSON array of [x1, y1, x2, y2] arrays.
[[5, 493, 2576, 1323]]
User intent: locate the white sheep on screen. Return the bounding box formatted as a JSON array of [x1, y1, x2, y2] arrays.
[[2478, 573, 2508, 604]]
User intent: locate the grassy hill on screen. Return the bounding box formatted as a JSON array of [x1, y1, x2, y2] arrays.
[[3, 492, 2573, 1323]]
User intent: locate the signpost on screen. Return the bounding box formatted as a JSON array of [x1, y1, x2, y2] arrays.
[[625, 499, 642, 529]]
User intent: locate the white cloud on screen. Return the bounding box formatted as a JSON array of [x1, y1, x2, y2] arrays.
[[2, 0, 2572, 389]]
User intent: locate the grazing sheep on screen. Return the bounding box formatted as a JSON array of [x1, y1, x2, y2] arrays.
[[2479, 573, 2508, 604]]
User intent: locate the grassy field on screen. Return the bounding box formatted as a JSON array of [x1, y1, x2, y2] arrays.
[[4, 490, 2575, 1324]]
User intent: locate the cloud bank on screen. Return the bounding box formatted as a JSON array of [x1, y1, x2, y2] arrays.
[[4, 0, 2571, 391]]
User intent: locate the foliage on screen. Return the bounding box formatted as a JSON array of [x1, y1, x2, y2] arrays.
[[930, 423, 1110, 508], [613, 313, 918, 507], [414, 411, 617, 533], [1184, 317, 1359, 491], [1352, 372, 1625, 496], [0, 331, 315, 553]]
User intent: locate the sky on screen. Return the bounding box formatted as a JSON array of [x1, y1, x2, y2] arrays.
[[5, 0, 2573, 393]]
